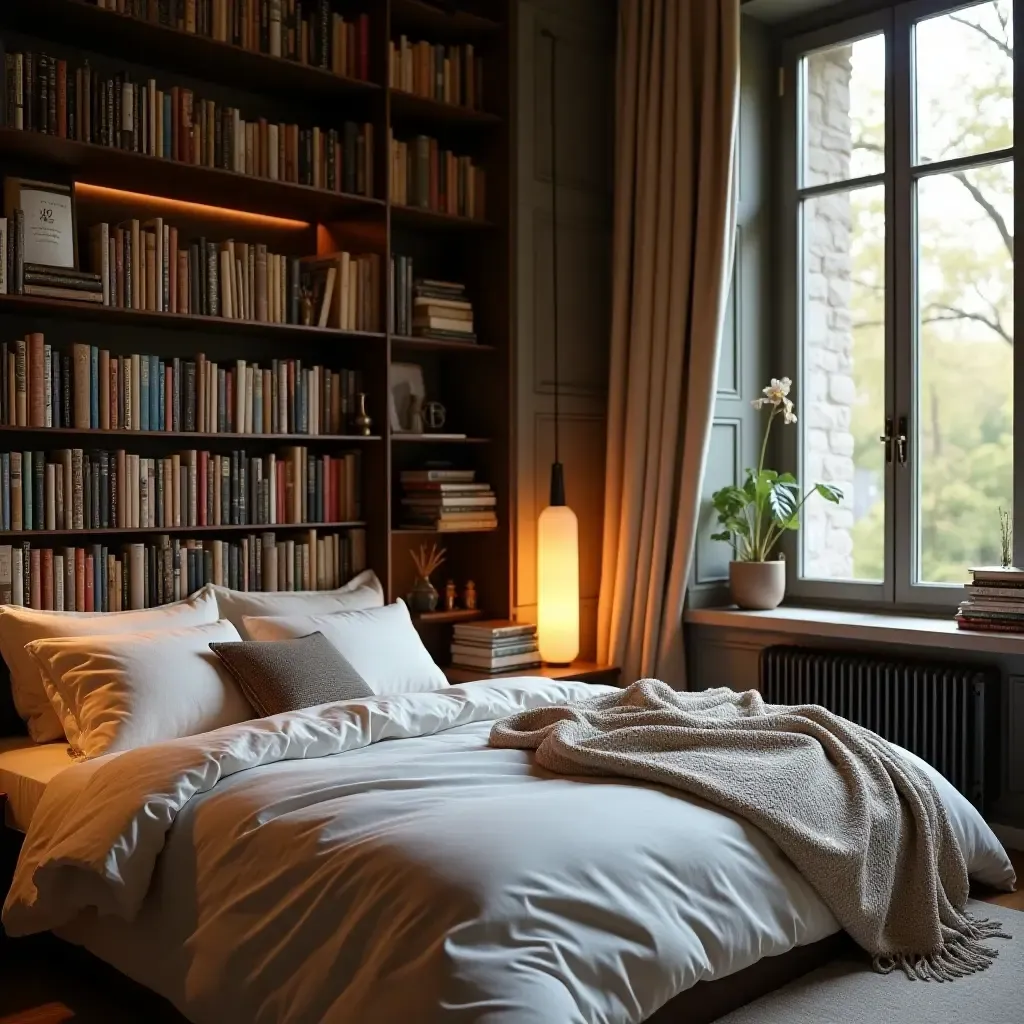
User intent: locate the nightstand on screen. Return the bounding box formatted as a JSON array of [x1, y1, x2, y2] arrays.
[[444, 660, 621, 687]]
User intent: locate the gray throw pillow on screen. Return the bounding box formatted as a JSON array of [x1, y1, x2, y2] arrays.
[[209, 631, 373, 717]]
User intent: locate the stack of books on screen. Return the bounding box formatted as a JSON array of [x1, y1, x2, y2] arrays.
[[413, 279, 475, 343], [450, 620, 541, 673], [399, 467, 496, 532], [956, 566, 1024, 633], [21, 262, 104, 304]]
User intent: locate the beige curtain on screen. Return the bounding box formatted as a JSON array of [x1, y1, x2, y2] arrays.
[[597, 0, 740, 684]]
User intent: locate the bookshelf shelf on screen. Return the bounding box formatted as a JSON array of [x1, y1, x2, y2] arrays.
[[413, 609, 484, 624], [390, 204, 494, 231], [0, 426, 382, 443], [391, 335, 495, 353], [0, 522, 367, 541], [390, 0, 503, 38], [0, 1, 382, 103], [389, 91, 502, 127], [0, 129, 384, 223], [0, 294, 388, 345], [391, 435, 491, 444]]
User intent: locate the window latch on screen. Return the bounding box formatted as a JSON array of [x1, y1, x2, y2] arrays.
[[896, 416, 908, 466], [879, 418, 894, 463]]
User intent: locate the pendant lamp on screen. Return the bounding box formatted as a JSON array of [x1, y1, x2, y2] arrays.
[[536, 30, 580, 666]]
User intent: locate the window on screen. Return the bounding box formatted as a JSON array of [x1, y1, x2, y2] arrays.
[[782, 0, 1017, 607]]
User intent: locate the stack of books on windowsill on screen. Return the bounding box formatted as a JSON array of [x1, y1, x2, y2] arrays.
[[450, 620, 541, 673], [412, 279, 476, 343], [955, 566, 1024, 633], [399, 467, 496, 532]]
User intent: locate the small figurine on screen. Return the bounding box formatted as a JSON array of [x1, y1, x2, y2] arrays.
[[463, 580, 477, 611], [424, 400, 447, 431], [409, 394, 425, 433], [299, 285, 315, 326], [444, 580, 457, 611]]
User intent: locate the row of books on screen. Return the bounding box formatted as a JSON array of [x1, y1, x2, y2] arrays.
[[389, 134, 486, 220], [0, 334, 367, 436], [956, 565, 1024, 633], [389, 260, 477, 343], [388, 38, 485, 110], [399, 467, 496, 532], [0, 528, 367, 612], [450, 620, 541, 673], [0, 447, 361, 533], [87, 1, 373, 81], [1, 50, 375, 194]]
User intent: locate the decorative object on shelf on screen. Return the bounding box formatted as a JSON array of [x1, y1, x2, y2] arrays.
[[463, 580, 477, 610], [536, 31, 580, 667], [711, 376, 842, 611], [424, 401, 447, 431], [1000, 506, 1012, 569], [300, 285, 315, 326], [389, 362, 427, 432], [399, 466, 497, 532], [444, 580, 457, 611], [408, 542, 446, 613], [354, 393, 373, 436], [4, 178, 77, 269]]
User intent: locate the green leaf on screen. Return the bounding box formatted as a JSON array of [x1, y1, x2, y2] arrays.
[[768, 480, 799, 522], [709, 531, 732, 542], [815, 483, 843, 504]]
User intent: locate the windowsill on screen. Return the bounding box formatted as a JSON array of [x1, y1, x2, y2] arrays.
[[684, 605, 1024, 656]]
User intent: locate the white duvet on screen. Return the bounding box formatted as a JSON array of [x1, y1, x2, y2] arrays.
[[3, 678, 1016, 1024]]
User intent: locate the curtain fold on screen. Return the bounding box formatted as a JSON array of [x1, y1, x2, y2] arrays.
[[597, 0, 740, 684]]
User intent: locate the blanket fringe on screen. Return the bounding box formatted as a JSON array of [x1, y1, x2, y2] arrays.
[[872, 916, 1011, 981]]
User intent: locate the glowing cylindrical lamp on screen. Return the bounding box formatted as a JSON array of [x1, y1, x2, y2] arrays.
[[537, 464, 579, 665]]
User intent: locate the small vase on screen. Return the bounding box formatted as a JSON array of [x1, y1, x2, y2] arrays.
[[408, 576, 439, 613], [729, 559, 786, 611], [354, 392, 372, 436]]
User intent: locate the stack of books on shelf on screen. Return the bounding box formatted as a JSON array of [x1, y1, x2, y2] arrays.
[[0, 527, 366, 612], [399, 467, 496, 532], [86, 1, 372, 79], [955, 566, 1024, 633], [1, 50, 374, 194], [388, 37, 484, 109], [389, 261, 475, 343], [450, 620, 541, 674], [389, 134, 485, 219], [0, 447, 361, 532], [0, 333, 366, 435]]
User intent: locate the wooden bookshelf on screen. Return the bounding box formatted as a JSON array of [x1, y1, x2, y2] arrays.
[[0, 0, 513, 649]]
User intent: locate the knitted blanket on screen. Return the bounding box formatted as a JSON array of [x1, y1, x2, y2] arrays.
[[489, 679, 1009, 981]]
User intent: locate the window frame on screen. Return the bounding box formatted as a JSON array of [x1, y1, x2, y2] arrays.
[[777, 0, 1021, 613]]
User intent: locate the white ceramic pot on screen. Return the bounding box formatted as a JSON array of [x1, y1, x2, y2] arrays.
[[729, 559, 786, 611]]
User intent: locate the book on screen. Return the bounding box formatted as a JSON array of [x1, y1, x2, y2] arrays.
[[453, 620, 538, 640], [449, 649, 542, 671], [401, 469, 476, 483], [968, 566, 1024, 584]]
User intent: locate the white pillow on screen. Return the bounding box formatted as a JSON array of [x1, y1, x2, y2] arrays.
[[25, 619, 253, 758], [0, 585, 220, 742], [213, 569, 385, 638], [242, 600, 448, 696]]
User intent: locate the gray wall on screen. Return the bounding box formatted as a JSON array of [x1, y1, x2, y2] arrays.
[[513, 0, 615, 658], [689, 17, 775, 608]]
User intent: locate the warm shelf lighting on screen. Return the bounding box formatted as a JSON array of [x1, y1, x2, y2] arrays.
[[74, 183, 310, 229]]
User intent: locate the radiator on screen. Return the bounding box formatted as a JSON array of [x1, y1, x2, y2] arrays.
[[759, 646, 995, 809]]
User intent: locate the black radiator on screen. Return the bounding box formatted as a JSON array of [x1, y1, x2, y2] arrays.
[[759, 646, 995, 809]]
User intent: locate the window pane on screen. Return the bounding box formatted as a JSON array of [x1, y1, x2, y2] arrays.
[[915, 163, 1013, 584], [801, 34, 885, 188], [800, 184, 885, 582], [914, 1, 1013, 166]]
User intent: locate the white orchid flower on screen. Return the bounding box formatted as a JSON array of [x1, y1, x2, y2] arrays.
[[782, 397, 797, 425], [762, 377, 792, 406]]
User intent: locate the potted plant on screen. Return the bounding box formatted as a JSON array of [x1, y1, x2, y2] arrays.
[[710, 377, 842, 610]]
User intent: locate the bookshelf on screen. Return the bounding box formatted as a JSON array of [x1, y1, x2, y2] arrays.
[[0, 0, 512, 662]]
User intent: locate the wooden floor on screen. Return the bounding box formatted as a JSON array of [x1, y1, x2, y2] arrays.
[[1, 851, 1022, 1024]]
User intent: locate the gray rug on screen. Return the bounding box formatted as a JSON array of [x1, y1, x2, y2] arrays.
[[717, 902, 1023, 1024]]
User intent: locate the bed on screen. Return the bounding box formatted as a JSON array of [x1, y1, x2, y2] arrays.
[[0, 739, 74, 832], [2, 677, 1015, 1024]]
